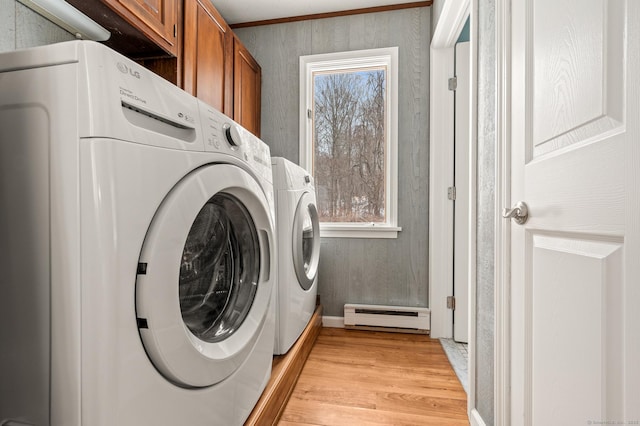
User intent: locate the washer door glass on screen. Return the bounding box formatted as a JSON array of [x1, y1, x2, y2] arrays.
[[180, 193, 259, 343], [292, 191, 320, 290]]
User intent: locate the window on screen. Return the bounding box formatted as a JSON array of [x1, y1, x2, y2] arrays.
[[300, 47, 400, 238]]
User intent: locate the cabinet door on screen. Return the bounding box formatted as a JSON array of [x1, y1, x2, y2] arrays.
[[105, 0, 178, 56], [233, 37, 261, 137], [182, 0, 233, 115]]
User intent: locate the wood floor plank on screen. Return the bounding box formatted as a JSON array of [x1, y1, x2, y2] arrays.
[[284, 381, 379, 410], [278, 328, 469, 425], [282, 399, 469, 426], [278, 421, 322, 426], [304, 353, 461, 376], [292, 375, 467, 402], [307, 345, 453, 363], [296, 361, 465, 391], [375, 392, 468, 419]]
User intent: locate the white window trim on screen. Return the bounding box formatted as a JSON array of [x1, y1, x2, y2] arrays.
[[299, 47, 400, 239]]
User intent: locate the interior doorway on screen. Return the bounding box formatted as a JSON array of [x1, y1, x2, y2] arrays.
[[453, 38, 471, 344], [429, 0, 482, 423]]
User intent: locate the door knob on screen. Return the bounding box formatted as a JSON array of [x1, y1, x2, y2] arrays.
[[502, 201, 529, 225]]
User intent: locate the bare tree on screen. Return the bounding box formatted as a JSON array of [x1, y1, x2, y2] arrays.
[[313, 69, 386, 223]]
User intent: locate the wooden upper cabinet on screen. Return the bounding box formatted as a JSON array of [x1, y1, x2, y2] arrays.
[[182, 0, 233, 116], [104, 0, 178, 55], [233, 36, 262, 137], [66, 0, 179, 57]]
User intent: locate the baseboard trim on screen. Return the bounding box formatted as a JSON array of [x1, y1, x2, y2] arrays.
[[245, 305, 323, 426], [469, 408, 487, 426], [322, 316, 344, 328]]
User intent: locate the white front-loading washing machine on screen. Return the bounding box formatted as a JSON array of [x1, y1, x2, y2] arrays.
[[271, 157, 321, 355], [0, 41, 276, 426]]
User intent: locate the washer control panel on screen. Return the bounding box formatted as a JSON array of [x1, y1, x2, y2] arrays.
[[200, 104, 225, 150], [197, 99, 272, 183]]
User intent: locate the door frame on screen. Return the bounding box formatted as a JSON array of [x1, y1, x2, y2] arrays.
[[494, 0, 510, 424], [429, 0, 471, 340], [428, 0, 480, 422], [430, 0, 511, 424]]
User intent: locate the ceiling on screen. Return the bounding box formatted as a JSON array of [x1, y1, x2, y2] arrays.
[[211, 0, 422, 25]]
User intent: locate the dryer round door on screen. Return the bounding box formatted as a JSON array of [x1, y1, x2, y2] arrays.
[[292, 191, 320, 290], [135, 164, 274, 388]]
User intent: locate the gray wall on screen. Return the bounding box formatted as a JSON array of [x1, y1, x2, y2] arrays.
[[1, 0, 75, 53], [476, 0, 496, 422], [235, 7, 431, 316]]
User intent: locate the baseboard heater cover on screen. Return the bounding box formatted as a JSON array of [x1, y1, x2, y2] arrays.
[[343, 304, 430, 333]]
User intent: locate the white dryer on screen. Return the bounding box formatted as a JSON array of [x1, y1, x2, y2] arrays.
[[271, 157, 321, 355], [0, 41, 275, 426]]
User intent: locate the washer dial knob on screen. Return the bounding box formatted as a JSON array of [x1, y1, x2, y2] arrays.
[[223, 123, 243, 148]]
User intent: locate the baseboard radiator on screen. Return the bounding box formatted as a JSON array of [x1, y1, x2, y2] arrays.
[[343, 304, 430, 334]]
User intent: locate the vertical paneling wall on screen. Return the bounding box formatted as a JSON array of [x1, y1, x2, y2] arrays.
[[476, 0, 496, 423], [235, 7, 431, 317], [0, 0, 75, 53]]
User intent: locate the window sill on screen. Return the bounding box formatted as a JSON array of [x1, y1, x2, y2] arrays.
[[319, 224, 402, 239]]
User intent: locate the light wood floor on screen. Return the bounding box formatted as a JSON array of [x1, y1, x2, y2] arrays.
[[278, 328, 469, 426]]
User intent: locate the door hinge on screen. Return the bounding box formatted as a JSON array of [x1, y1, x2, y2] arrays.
[[307, 108, 313, 119], [448, 77, 457, 91], [447, 186, 456, 201], [447, 296, 456, 310]]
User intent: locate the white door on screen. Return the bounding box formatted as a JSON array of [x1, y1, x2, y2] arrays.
[[454, 41, 471, 343], [509, 0, 640, 424]]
